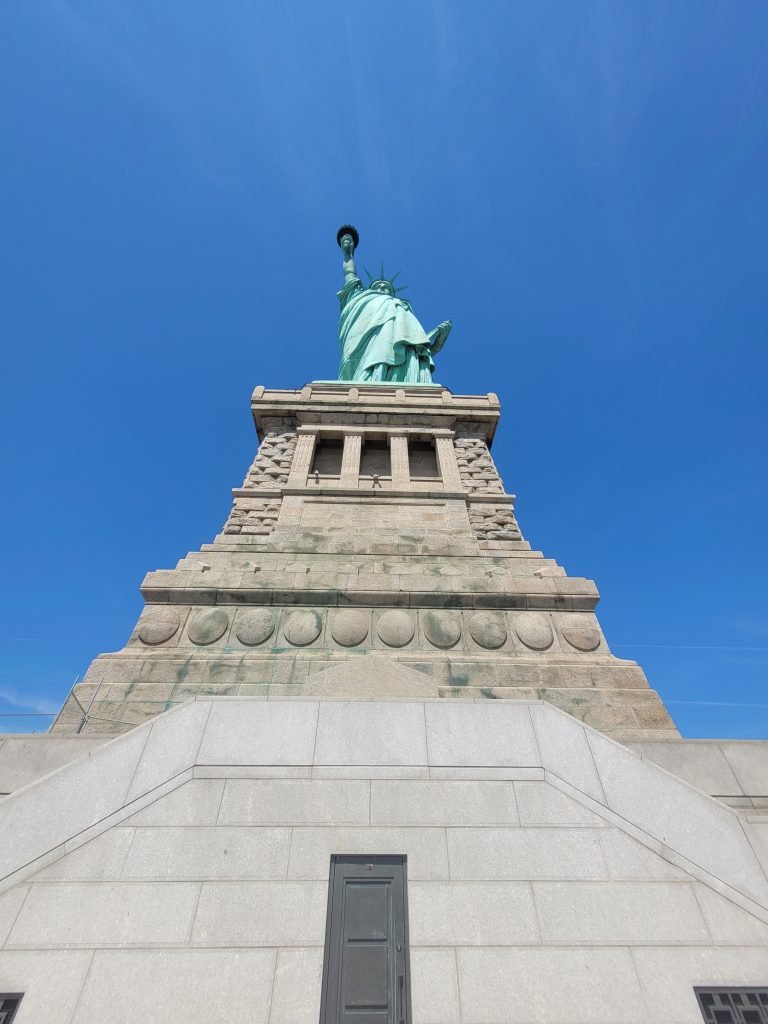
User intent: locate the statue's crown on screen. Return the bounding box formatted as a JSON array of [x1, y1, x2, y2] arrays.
[[365, 262, 408, 296]]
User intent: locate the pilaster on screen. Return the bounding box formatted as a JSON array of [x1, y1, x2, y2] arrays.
[[287, 430, 317, 488], [435, 434, 464, 491], [389, 433, 410, 489], [339, 433, 362, 488]]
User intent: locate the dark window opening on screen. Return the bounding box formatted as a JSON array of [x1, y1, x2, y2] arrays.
[[312, 438, 344, 477], [320, 855, 411, 1024], [360, 440, 391, 477], [0, 995, 23, 1024], [408, 440, 439, 479], [696, 988, 768, 1024]]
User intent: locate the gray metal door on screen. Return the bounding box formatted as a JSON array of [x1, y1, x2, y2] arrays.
[[319, 855, 410, 1024]]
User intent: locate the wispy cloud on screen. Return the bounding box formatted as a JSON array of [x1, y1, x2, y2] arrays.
[[0, 687, 58, 716]]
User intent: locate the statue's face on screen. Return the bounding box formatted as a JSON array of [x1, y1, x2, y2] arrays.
[[372, 281, 394, 296]]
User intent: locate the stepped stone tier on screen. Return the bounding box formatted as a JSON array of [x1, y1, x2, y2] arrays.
[[53, 382, 677, 740]]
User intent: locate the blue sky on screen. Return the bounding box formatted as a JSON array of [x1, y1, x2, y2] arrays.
[[1, 2, 766, 736]]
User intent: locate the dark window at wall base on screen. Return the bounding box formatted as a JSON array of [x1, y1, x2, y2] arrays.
[[320, 855, 411, 1024], [0, 995, 23, 1024], [696, 988, 768, 1023]]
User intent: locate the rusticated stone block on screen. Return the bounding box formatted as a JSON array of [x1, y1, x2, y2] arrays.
[[454, 437, 505, 494]]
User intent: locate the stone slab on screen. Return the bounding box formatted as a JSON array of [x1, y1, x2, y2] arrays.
[[446, 827, 608, 880], [314, 702, 428, 766], [269, 947, 323, 1024], [410, 947, 461, 1024], [7, 881, 200, 948], [217, 779, 369, 825], [457, 946, 648, 1022], [533, 880, 709, 943], [721, 743, 768, 796], [122, 826, 291, 880], [424, 701, 539, 766], [627, 740, 744, 796], [0, 736, 108, 794], [197, 700, 319, 765], [371, 780, 519, 826], [410, 881, 539, 945], [191, 881, 326, 946], [70, 948, 277, 1024]]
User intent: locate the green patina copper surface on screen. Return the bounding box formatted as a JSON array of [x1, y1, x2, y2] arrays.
[[336, 226, 451, 384]]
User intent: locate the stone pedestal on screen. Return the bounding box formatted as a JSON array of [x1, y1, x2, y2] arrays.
[[53, 383, 678, 740]]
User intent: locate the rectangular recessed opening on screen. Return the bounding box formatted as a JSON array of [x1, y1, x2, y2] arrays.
[[695, 988, 768, 1023], [360, 440, 391, 478], [408, 439, 439, 479], [0, 995, 23, 1024], [312, 438, 344, 477]]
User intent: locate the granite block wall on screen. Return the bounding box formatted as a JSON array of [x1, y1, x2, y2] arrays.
[[1, 699, 767, 1023]]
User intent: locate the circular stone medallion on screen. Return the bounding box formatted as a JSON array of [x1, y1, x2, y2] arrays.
[[514, 612, 554, 651], [562, 626, 601, 652], [377, 610, 415, 648], [284, 610, 322, 647], [187, 608, 230, 646], [468, 611, 507, 650], [422, 610, 462, 649], [330, 610, 369, 648], [137, 611, 181, 646], [235, 609, 276, 647]]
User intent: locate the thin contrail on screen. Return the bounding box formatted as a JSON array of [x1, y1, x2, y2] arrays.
[[613, 644, 768, 652], [666, 700, 768, 708]]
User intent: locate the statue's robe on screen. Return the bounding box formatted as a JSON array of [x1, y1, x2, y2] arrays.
[[337, 276, 437, 383]]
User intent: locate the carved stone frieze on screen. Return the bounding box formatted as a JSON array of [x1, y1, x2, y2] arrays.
[[133, 605, 609, 657]]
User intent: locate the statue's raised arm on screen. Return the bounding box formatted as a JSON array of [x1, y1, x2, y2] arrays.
[[335, 225, 451, 385], [337, 225, 360, 286]]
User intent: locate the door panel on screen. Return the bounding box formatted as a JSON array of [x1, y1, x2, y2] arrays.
[[320, 855, 411, 1024]]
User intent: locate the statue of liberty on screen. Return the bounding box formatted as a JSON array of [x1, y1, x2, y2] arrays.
[[336, 225, 451, 384]]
